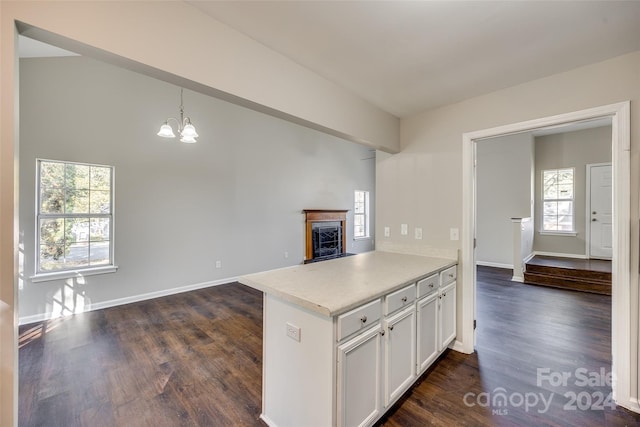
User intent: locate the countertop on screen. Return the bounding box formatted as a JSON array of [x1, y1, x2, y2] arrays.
[[238, 251, 457, 317]]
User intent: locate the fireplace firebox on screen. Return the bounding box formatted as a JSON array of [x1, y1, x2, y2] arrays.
[[303, 210, 348, 263]]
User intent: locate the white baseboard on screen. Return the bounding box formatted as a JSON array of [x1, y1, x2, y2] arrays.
[[523, 253, 535, 263], [533, 251, 587, 259], [450, 339, 469, 354], [476, 260, 513, 269], [260, 414, 278, 427], [511, 276, 524, 283], [19, 276, 239, 325], [621, 397, 640, 415]]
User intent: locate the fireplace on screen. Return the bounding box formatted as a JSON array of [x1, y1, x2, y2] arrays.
[[303, 210, 348, 263], [312, 222, 342, 259]]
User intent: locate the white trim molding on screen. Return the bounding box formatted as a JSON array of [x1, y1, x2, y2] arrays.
[[30, 265, 118, 283], [476, 261, 513, 269], [19, 276, 239, 325], [462, 101, 632, 411]]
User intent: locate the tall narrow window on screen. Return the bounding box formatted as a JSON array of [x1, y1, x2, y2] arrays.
[[542, 168, 574, 232], [354, 190, 370, 239], [36, 159, 114, 274]]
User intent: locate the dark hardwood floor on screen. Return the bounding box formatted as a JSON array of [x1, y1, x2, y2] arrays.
[[19, 267, 640, 426], [19, 284, 264, 427], [527, 255, 612, 274]]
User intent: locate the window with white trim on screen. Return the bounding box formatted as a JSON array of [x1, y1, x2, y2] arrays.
[[354, 190, 370, 239], [542, 168, 574, 232], [36, 159, 114, 274]]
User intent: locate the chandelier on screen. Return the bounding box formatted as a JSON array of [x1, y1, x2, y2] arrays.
[[157, 88, 199, 143]]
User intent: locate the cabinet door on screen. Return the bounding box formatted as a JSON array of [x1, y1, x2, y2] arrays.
[[439, 282, 456, 351], [384, 305, 416, 407], [337, 324, 383, 427], [416, 292, 439, 374]]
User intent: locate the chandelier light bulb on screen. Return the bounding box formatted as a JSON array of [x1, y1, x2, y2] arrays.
[[181, 123, 199, 138], [157, 123, 176, 138], [180, 134, 197, 143]]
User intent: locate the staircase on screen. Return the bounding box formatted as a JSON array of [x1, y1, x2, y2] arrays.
[[523, 256, 611, 295]]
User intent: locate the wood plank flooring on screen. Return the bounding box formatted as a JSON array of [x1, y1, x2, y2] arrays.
[[19, 284, 264, 427], [526, 255, 612, 274], [19, 267, 640, 426]]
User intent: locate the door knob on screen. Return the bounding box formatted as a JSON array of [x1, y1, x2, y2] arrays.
[[593, 211, 597, 214], [592, 218, 597, 222]]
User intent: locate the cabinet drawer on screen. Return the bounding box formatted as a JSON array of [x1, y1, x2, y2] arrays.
[[337, 299, 382, 341], [384, 284, 416, 315], [417, 274, 438, 298], [440, 266, 457, 286]]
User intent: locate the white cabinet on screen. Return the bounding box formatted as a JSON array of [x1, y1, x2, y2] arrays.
[[416, 292, 439, 374], [384, 304, 416, 406], [337, 324, 383, 427], [338, 270, 457, 426], [439, 281, 456, 351], [416, 266, 457, 375]]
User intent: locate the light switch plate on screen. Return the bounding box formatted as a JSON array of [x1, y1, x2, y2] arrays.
[[414, 227, 423, 239], [401, 224, 408, 235], [384, 226, 390, 237]]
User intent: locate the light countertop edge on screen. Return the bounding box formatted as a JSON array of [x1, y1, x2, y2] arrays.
[[238, 251, 457, 318]]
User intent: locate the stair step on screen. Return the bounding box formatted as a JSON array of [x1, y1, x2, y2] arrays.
[[525, 263, 611, 283], [523, 272, 611, 295]]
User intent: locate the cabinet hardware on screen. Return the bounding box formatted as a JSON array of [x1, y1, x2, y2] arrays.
[[429, 284, 434, 288], [401, 296, 407, 302], [360, 316, 367, 323], [380, 330, 385, 336], [592, 218, 597, 222], [389, 325, 394, 331]]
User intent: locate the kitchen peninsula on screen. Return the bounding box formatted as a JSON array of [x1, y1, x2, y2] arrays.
[[239, 251, 457, 427]]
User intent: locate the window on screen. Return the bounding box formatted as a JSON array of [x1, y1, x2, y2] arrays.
[[354, 190, 370, 239], [542, 168, 574, 232], [36, 159, 114, 275]]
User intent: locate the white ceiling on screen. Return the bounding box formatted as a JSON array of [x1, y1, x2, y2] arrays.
[[187, 1, 640, 118]]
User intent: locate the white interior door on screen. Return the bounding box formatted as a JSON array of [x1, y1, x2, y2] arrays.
[[588, 163, 612, 259]]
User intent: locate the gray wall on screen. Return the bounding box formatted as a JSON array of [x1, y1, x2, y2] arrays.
[[476, 133, 534, 267], [533, 126, 611, 256], [19, 56, 375, 323]]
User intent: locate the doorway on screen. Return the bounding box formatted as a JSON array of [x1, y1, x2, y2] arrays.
[[461, 102, 632, 410]]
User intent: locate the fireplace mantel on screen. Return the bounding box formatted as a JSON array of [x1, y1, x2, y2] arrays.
[[303, 210, 348, 262]]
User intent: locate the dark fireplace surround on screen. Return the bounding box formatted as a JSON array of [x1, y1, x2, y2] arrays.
[[303, 210, 348, 263]]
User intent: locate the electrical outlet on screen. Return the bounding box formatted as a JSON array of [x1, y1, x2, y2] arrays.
[[215, 260, 222, 268], [284, 251, 289, 259], [384, 226, 390, 237], [414, 227, 423, 240], [401, 224, 408, 235], [286, 322, 301, 342], [450, 228, 459, 241]]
